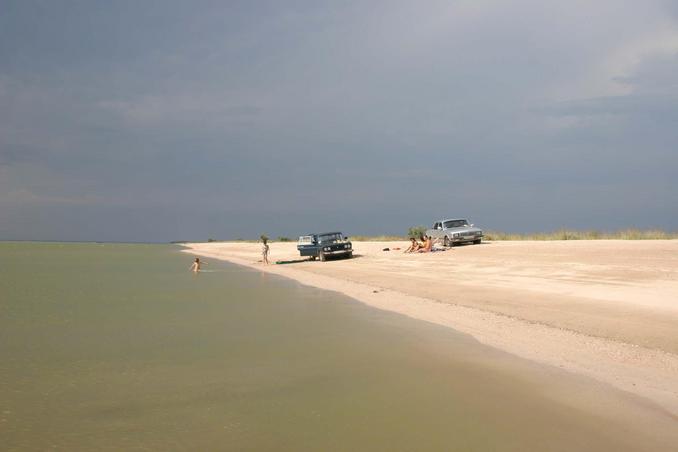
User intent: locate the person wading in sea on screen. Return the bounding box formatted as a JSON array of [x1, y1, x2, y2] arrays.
[[190, 257, 207, 272]]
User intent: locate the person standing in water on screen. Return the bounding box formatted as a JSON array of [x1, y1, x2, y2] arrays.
[[190, 257, 206, 272], [261, 237, 270, 265]]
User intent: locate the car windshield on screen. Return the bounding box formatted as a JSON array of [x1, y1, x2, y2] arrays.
[[318, 233, 343, 243], [443, 220, 469, 228]]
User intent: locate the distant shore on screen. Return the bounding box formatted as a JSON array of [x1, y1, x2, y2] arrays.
[[184, 228, 678, 244], [182, 239, 678, 419]]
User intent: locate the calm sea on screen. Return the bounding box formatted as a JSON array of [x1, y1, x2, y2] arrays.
[[0, 242, 673, 451]]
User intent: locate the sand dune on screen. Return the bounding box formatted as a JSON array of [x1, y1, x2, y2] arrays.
[[182, 240, 678, 417]]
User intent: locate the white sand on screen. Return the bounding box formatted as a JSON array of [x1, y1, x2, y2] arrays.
[[182, 240, 678, 418]]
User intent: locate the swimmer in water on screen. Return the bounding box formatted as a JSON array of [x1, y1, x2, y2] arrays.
[[190, 257, 206, 272]]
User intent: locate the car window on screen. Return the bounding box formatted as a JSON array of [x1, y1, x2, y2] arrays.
[[319, 233, 343, 243], [443, 220, 469, 228]]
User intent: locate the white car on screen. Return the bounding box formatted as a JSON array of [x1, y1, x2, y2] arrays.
[[426, 219, 483, 246]]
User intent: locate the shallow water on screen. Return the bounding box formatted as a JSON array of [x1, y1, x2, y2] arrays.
[[0, 243, 674, 451]]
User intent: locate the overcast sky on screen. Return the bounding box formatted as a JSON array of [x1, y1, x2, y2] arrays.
[[1, 1, 677, 242]]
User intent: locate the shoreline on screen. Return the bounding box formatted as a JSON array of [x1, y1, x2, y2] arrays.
[[181, 240, 678, 418]]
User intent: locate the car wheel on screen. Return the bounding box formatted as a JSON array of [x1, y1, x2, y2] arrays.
[[320, 251, 326, 262], [443, 236, 450, 247], [347, 251, 353, 259], [473, 239, 481, 245], [309, 256, 316, 261]]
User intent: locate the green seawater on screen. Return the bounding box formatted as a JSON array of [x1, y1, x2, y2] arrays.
[[0, 243, 673, 451]]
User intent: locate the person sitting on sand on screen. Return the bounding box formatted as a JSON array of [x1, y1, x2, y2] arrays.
[[404, 237, 421, 253], [190, 257, 206, 272], [418, 235, 433, 253]]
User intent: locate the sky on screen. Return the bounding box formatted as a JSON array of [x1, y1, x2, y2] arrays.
[[1, 0, 677, 242]]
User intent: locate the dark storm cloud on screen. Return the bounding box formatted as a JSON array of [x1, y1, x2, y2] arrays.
[[1, 0, 677, 241]]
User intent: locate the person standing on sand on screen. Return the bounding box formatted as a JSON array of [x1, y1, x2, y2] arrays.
[[190, 257, 206, 272], [261, 237, 270, 265]]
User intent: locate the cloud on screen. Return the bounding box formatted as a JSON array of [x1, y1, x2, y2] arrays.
[[1, 189, 101, 206], [1, 1, 677, 240], [98, 96, 263, 128]]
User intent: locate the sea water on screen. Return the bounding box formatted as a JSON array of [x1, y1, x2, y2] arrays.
[[0, 242, 674, 451]]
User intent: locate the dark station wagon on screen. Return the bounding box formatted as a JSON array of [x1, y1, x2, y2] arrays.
[[297, 232, 353, 261]]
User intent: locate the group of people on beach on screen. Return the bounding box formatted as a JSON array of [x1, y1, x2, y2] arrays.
[[403, 235, 433, 253], [192, 235, 438, 272]]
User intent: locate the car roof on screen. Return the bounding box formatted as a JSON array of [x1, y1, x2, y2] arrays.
[[310, 232, 343, 236], [441, 218, 467, 222]]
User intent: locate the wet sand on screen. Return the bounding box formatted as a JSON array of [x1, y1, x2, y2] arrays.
[[183, 240, 678, 420]]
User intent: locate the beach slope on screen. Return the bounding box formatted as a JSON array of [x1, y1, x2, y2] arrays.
[[182, 240, 678, 417]]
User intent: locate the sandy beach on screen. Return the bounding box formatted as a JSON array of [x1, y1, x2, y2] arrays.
[[182, 240, 678, 418]]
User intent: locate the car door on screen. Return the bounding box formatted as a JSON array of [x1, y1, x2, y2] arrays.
[[429, 222, 443, 239], [297, 235, 316, 256]]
